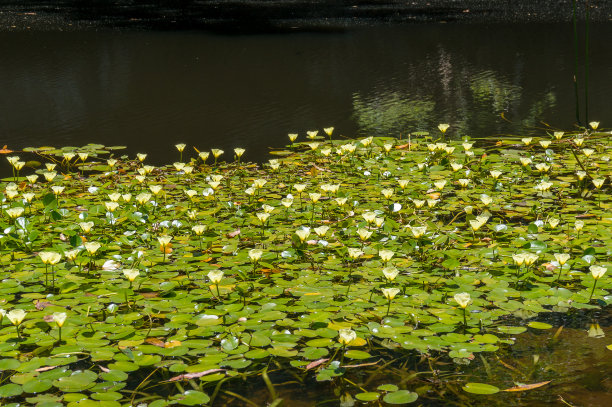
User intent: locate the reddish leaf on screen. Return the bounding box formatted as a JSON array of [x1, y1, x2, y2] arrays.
[[503, 381, 551, 392], [305, 358, 329, 370], [227, 229, 241, 238], [168, 369, 226, 381]]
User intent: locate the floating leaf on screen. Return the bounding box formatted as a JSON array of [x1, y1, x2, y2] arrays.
[[462, 382, 500, 394]]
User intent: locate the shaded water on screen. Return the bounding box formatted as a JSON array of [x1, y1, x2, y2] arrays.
[[1, 23, 611, 165]]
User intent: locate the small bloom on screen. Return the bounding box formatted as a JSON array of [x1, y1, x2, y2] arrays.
[[248, 249, 263, 262], [379, 249, 394, 262], [338, 328, 356, 346], [208, 270, 224, 284], [6, 207, 24, 219], [554, 253, 570, 266], [347, 247, 363, 260], [211, 149, 224, 158], [234, 148, 245, 158], [192, 225, 207, 235], [84, 242, 101, 255], [39, 252, 61, 265], [123, 268, 139, 282], [382, 287, 400, 300], [295, 228, 310, 242], [589, 121, 599, 130], [256, 212, 270, 224], [175, 143, 186, 152], [575, 220, 585, 231], [357, 228, 372, 241], [382, 266, 399, 281], [454, 292, 471, 308], [590, 265, 607, 280], [438, 123, 450, 134], [7, 309, 26, 326], [158, 236, 172, 247], [52, 312, 67, 327], [79, 221, 94, 233]]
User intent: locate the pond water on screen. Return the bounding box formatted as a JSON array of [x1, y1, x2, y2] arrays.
[[1, 22, 611, 165]]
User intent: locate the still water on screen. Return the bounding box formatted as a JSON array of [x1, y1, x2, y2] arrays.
[[0, 23, 611, 164]]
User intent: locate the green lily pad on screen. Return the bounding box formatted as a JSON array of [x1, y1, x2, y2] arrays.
[[462, 382, 500, 394], [383, 390, 419, 404]]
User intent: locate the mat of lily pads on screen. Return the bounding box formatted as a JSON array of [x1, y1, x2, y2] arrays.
[[0, 123, 610, 406]]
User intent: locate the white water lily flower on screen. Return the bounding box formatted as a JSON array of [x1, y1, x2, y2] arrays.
[[123, 268, 139, 282], [583, 148, 594, 157], [593, 179, 605, 189], [65, 249, 80, 261], [211, 149, 224, 158], [7, 309, 26, 326], [575, 220, 585, 231], [306, 130, 319, 139], [102, 260, 121, 271], [512, 253, 526, 266], [338, 328, 357, 346], [149, 185, 163, 195], [590, 265, 607, 280], [382, 266, 399, 281], [548, 218, 560, 228], [104, 202, 119, 212], [574, 138, 584, 147], [411, 226, 427, 238], [490, 170, 502, 179], [253, 179, 267, 189], [589, 121, 599, 130], [52, 312, 67, 327], [379, 249, 394, 262], [454, 292, 471, 308], [554, 253, 570, 266], [523, 253, 539, 266], [157, 236, 172, 247], [39, 252, 61, 265], [208, 270, 224, 284], [309, 192, 321, 203], [553, 131, 564, 140], [433, 180, 447, 190], [438, 123, 450, 133], [381, 188, 394, 199], [84, 242, 101, 255], [288, 133, 298, 142], [314, 226, 329, 237], [192, 225, 207, 235], [480, 194, 493, 206], [347, 248, 363, 260], [6, 207, 24, 219], [450, 162, 463, 172], [521, 137, 533, 146], [295, 228, 311, 243], [458, 178, 470, 188], [43, 171, 57, 182], [539, 140, 551, 148], [382, 287, 400, 300], [256, 212, 270, 224], [248, 249, 263, 262], [362, 212, 377, 224], [357, 228, 372, 241], [234, 148, 245, 158]]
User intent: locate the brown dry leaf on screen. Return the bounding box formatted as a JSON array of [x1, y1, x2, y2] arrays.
[[343, 360, 380, 368], [145, 338, 166, 348], [141, 292, 159, 298], [227, 229, 241, 238], [306, 358, 329, 370], [168, 369, 226, 382], [503, 381, 551, 392], [0, 145, 14, 154], [164, 340, 182, 348], [35, 366, 58, 372], [36, 300, 54, 310], [98, 365, 111, 373]]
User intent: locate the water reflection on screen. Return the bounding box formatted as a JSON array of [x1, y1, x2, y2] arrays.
[[0, 23, 610, 165]]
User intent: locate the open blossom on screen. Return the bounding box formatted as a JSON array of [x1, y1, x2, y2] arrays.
[[7, 309, 26, 326], [208, 270, 224, 284], [53, 312, 67, 327], [382, 266, 399, 281], [382, 287, 400, 300], [454, 292, 471, 308], [123, 269, 139, 282], [39, 252, 61, 265], [338, 328, 357, 345], [590, 265, 607, 280], [379, 249, 394, 262], [248, 249, 263, 262]]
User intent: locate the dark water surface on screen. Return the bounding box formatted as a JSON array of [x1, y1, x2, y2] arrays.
[[1, 23, 611, 164]]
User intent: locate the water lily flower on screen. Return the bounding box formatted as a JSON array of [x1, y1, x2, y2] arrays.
[[136, 192, 152, 205], [307, 142, 320, 151], [347, 248, 363, 260], [553, 131, 564, 140], [458, 178, 470, 188], [412, 199, 425, 209], [450, 162, 463, 172], [307, 130, 319, 139], [535, 181, 553, 192], [78, 152, 88, 162], [539, 140, 551, 148], [426, 199, 439, 208], [361, 136, 373, 147], [123, 268, 139, 282], [382, 287, 400, 300], [397, 179, 409, 189], [173, 162, 185, 171], [469, 219, 485, 231], [46, 163, 57, 171], [589, 121, 599, 130], [245, 187, 255, 196], [43, 171, 57, 182], [590, 265, 607, 280], [256, 212, 270, 224], [288, 133, 298, 142], [582, 148, 594, 157], [22, 192, 35, 203], [309, 192, 321, 203], [522, 137, 533, 146], [519, 157, 532, 167], [252, 179, 267, 189], [39, 252, 61, 265], [26, 174, 38, 183], [52, 312, 67, 327], [575, 220, 585, 231], [149, 185, 163, 195], [187, 210, 197, 220], [342, 143, 356, 153], [175, 143, 186, 152], [143, 165, 155, 175], [375, 217, 385, 227], [445, 146, 455, 154], [554, 253, 570, 266], [512, 253, 526, 266], [490, 170, 502, 179], [84, 242, 101, 255], [593, 179, 605, 189], [295, 228, 310, 243], [208, 270, 224, 284], [427, 144, 437, 152], [7, 309, 26, 326], [13, 161, 25, 171], [211, 149, 224, 158], [268, 159, 281, 169], [324, 127, 334, 136], [6, 207, 24, 219], [281, 197, 294, 208], [434, 180, 446, 190], [107, 158, 117, 167], [199, 151, 210, 162], [454, 292, 471, 308], [362, 212, 377, 224], [383, 142, 393, 152], [382, 266, 399, 281], [192, 225, 207, 235], [209, 181, 221, 190], [157, 236, 172, 248], [523, 253, 539, 266], [314, 226, 329, 237], [588, 323, 605, 338], [380, 188, 394, 199], [535, 163, 550, 173], [234, 148, 245, 159], [137, 153, 147, 162], [184, 189, 198, 199], [548, 218, 560, 228], [379, 249, 394, 262], [6, 156, 19, 165], [357, 228, 372, 241], [574, 138, 584, 147], [65, 249, 80, 261], [462, 142, 473, 151], [411, 226, 427, 238], [438, 123, 450, 134], [338, 328, 357, 346], [480, 194, 493, 206], [248, 248, 263, 262], [104, 201, 119, 212], [79, 221, 94, 233], [135, 175, 146, 183]]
